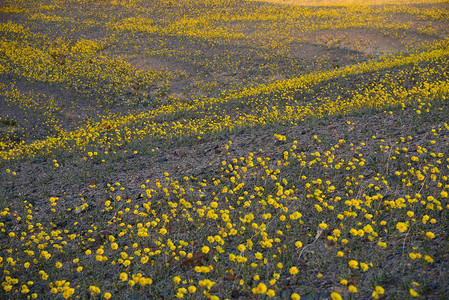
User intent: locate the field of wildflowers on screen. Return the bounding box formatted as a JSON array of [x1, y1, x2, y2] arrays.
[[1, 0, 449, 299]]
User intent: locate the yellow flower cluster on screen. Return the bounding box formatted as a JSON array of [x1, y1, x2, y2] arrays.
[[2, 119, 448, 297], [1, 0, 449, 299]]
